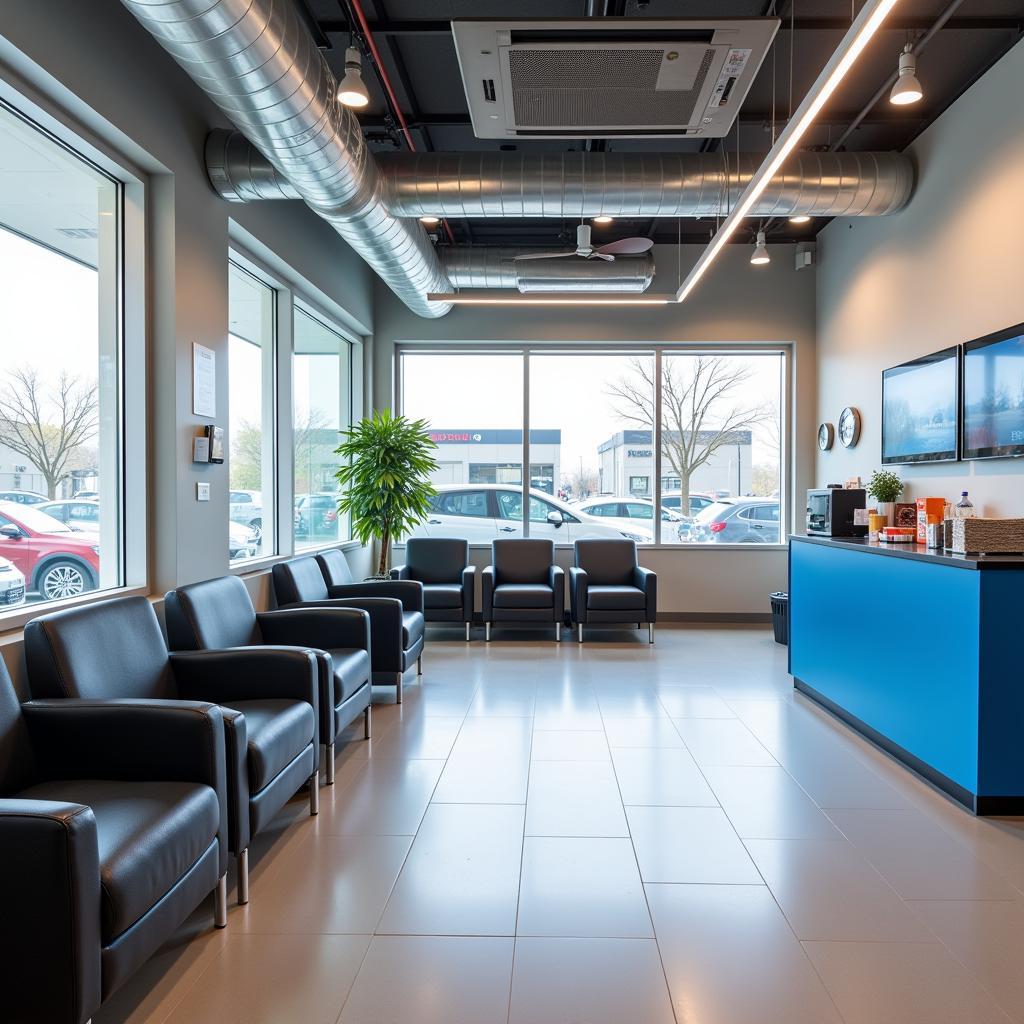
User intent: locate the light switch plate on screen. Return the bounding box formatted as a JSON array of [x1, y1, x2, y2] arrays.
[[196, 482, 211, 502]]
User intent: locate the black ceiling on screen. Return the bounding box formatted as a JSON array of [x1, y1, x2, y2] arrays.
[[300, 0, 1022, 247]]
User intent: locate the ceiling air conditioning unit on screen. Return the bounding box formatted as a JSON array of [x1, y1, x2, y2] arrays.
[[452, 18, 779, 139]]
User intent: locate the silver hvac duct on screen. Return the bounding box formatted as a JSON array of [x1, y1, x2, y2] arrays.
[[206, 138, 913, 220], [120, 0, 451, 319], [441, 248, 655, 294]]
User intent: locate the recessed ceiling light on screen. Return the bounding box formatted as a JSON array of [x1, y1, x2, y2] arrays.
[[750, 230, 770, 265], [337, 47, 370, 108], [890, 44, 923, 105]]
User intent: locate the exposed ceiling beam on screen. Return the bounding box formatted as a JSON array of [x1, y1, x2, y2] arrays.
[[316, 16, 1024, 36]]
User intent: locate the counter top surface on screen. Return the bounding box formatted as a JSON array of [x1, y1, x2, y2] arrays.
[[791, 534, 1024, 570]]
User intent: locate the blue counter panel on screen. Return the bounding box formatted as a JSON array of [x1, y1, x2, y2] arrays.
[[790, 540, 981, 795]]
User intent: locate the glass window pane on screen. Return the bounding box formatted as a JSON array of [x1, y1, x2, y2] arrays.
[[0, 104, 122, 608], [294, 307, 350, 550], [529, 353, 656, 545], [662, 353, 784, 546], [228, 262, 275, 563], [400, 353, 523, 543]]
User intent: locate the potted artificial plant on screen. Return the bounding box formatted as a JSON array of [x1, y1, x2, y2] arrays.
[[867, 469, 903, 527], [334, 409, 439, 578]]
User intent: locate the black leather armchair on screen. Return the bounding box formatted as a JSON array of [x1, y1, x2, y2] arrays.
[[481, 539, 564, 642], [0, 657, 229, 1024], [273, 553, 425, 703], [569, 539, 657, 643], [165, 575, 372, 787], [391, 538, 475, 640], [24, 596, 320, 907]]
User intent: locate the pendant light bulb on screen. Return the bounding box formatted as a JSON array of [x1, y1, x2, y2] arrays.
[[337, 47, 370, 108], [890, 45, 922, 106], [750, 230, 770, 266]]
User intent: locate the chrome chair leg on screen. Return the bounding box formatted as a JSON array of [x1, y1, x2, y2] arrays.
[[555, 621, 561, 642], [485, 622, 491, 642], [325, 742, 335, 785], [236, 849, 249, 906], [364, 704, 372, 739], [465, 621, 471, 642], [214, 873, 228, 926], [309, 770, 320, 815], [578, 624, 583, 643], [396, 672, 403, 704], [648, 622, 655, 644], [417, 655, 423, 676]]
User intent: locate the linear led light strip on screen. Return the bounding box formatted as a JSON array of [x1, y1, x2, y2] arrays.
[[676, 0, 902, 303], [427, 292, 676, 306]]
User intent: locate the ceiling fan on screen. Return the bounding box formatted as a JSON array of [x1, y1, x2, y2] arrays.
[[513, 223, 654, 262]]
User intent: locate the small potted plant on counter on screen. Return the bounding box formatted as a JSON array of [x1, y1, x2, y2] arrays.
[[334, 409, 439, 578], [867, 469, 903, 527]]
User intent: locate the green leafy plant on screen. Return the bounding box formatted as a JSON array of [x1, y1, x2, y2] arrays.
[[334, 409, 438, 577], [866, 469, 903, 504]]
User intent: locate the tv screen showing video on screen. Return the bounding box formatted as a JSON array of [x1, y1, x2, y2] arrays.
[[881, 346, 959, 464], [962, 323, 1024, 460]]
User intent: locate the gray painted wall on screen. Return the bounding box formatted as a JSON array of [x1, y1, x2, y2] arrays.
[[816, 40, 1024, 515], [375, 243, 817, 615]]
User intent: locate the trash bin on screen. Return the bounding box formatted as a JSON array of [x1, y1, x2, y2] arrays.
[[769, 592, 789, 645]]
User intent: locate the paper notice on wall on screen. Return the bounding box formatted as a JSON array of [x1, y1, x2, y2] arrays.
[[192, 342, 216, 418]]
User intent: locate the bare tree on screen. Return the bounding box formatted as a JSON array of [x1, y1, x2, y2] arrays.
[[606, 356, 770, 510], [231, 409, 333, 493], [0, 368, 98, 498]]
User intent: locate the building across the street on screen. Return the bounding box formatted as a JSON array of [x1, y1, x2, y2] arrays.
[[427, 429, 561, 494], [597, 429, 753, 499]]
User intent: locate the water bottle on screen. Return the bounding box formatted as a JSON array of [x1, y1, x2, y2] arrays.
[[954, 491, 976, 519]]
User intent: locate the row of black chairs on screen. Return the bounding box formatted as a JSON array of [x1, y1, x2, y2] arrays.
[[0, 538, 655, 1023]]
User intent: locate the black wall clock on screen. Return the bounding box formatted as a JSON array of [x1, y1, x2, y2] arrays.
[[838, 406, 862, 448], [818, 423, 835, 451]]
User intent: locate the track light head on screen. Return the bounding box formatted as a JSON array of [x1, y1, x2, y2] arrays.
[[890, 45, 922, 106], [419, 216, 440, 225], [788, 215, 811, 224], [750, 230, 770, 265], [593, 215, 614, 225], [337, 47, 370, 108]]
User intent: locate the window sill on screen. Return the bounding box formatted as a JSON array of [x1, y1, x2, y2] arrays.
[[0, 584, 149, 640]]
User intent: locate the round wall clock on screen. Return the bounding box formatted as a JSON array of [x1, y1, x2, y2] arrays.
[[818, 422, 835, 451], [838, 406, 862, 448]]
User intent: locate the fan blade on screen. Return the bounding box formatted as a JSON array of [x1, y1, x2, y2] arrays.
[[596, 237, 654, 255], [588, 252, 616, 261], [513, 251, 578, 261]]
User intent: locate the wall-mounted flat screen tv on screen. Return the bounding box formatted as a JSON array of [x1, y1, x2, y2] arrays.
[[962, 322, 1024, 460], [881, 346, 959, 465]]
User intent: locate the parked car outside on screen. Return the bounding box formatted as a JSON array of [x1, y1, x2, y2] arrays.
[[0, 500, 101, 601], [294, 492, 340, 543], [228, 489, 265, 538], [575, 496, 684, 543], [228, 520, 260, 561], [661, 491, 717, 517], [0, 556, 26, 607], [72, 489, 100, 500], [688, 498, 781, 544], [37, 499, 101, 534], [0, 490, 48, 505], [404, 484, 652, 544]]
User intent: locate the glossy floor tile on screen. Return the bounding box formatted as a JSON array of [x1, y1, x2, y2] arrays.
[[96, 625, 1024, 1024]]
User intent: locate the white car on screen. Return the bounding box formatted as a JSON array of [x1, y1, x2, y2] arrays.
[[229, 489, 264, 538], [0, 555, 26, 607], [575, 496, 684, 543], [406, 484, 652, 545], [228, 520, 260, 561], [37, 499, 101, 534]]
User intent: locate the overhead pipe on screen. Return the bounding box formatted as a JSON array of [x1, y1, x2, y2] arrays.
[[120, 0, 451, 319]]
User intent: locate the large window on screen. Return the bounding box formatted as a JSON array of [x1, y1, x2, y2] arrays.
[[227, 262, 276, 562], [293, 307, 351, 550], [0, 102, 123, 607], [397, 348, 786, 546]]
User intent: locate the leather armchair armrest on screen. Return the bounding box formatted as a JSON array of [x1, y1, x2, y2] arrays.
[[481, 566, 495, 620], [390, 565, 409, 580], [170, 647, 319, 755], [277, 597, 403, 673], [258, 607, 371, 653], [550, 564, 565, 622], [633, 566, 657, 621], [568, 566, 588, 623], [461, 564, 476, 621], [0, 799, 102, 1024], [327, 579, 425, 615]]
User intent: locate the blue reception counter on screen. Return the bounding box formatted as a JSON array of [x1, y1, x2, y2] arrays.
[[789, 535, 1024, 814]]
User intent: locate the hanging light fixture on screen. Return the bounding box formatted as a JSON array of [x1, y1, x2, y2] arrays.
[[751, 230, 770, 265], [419, 215, 440, 226], [890, 44, 923, 105], [789, 214, 811, 224], [337, 46, 370, 108], [593, 215, 614, 225]]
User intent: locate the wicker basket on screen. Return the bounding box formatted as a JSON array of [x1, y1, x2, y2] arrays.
[[946, 517, 1024, 554]]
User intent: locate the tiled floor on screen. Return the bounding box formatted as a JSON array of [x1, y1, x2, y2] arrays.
[[95, 624, 1024, 1024]]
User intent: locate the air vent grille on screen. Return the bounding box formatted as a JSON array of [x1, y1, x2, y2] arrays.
[[509, 47, 714, 128]]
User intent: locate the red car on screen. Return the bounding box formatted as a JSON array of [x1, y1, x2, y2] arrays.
[[0, 500, 102, 601]]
